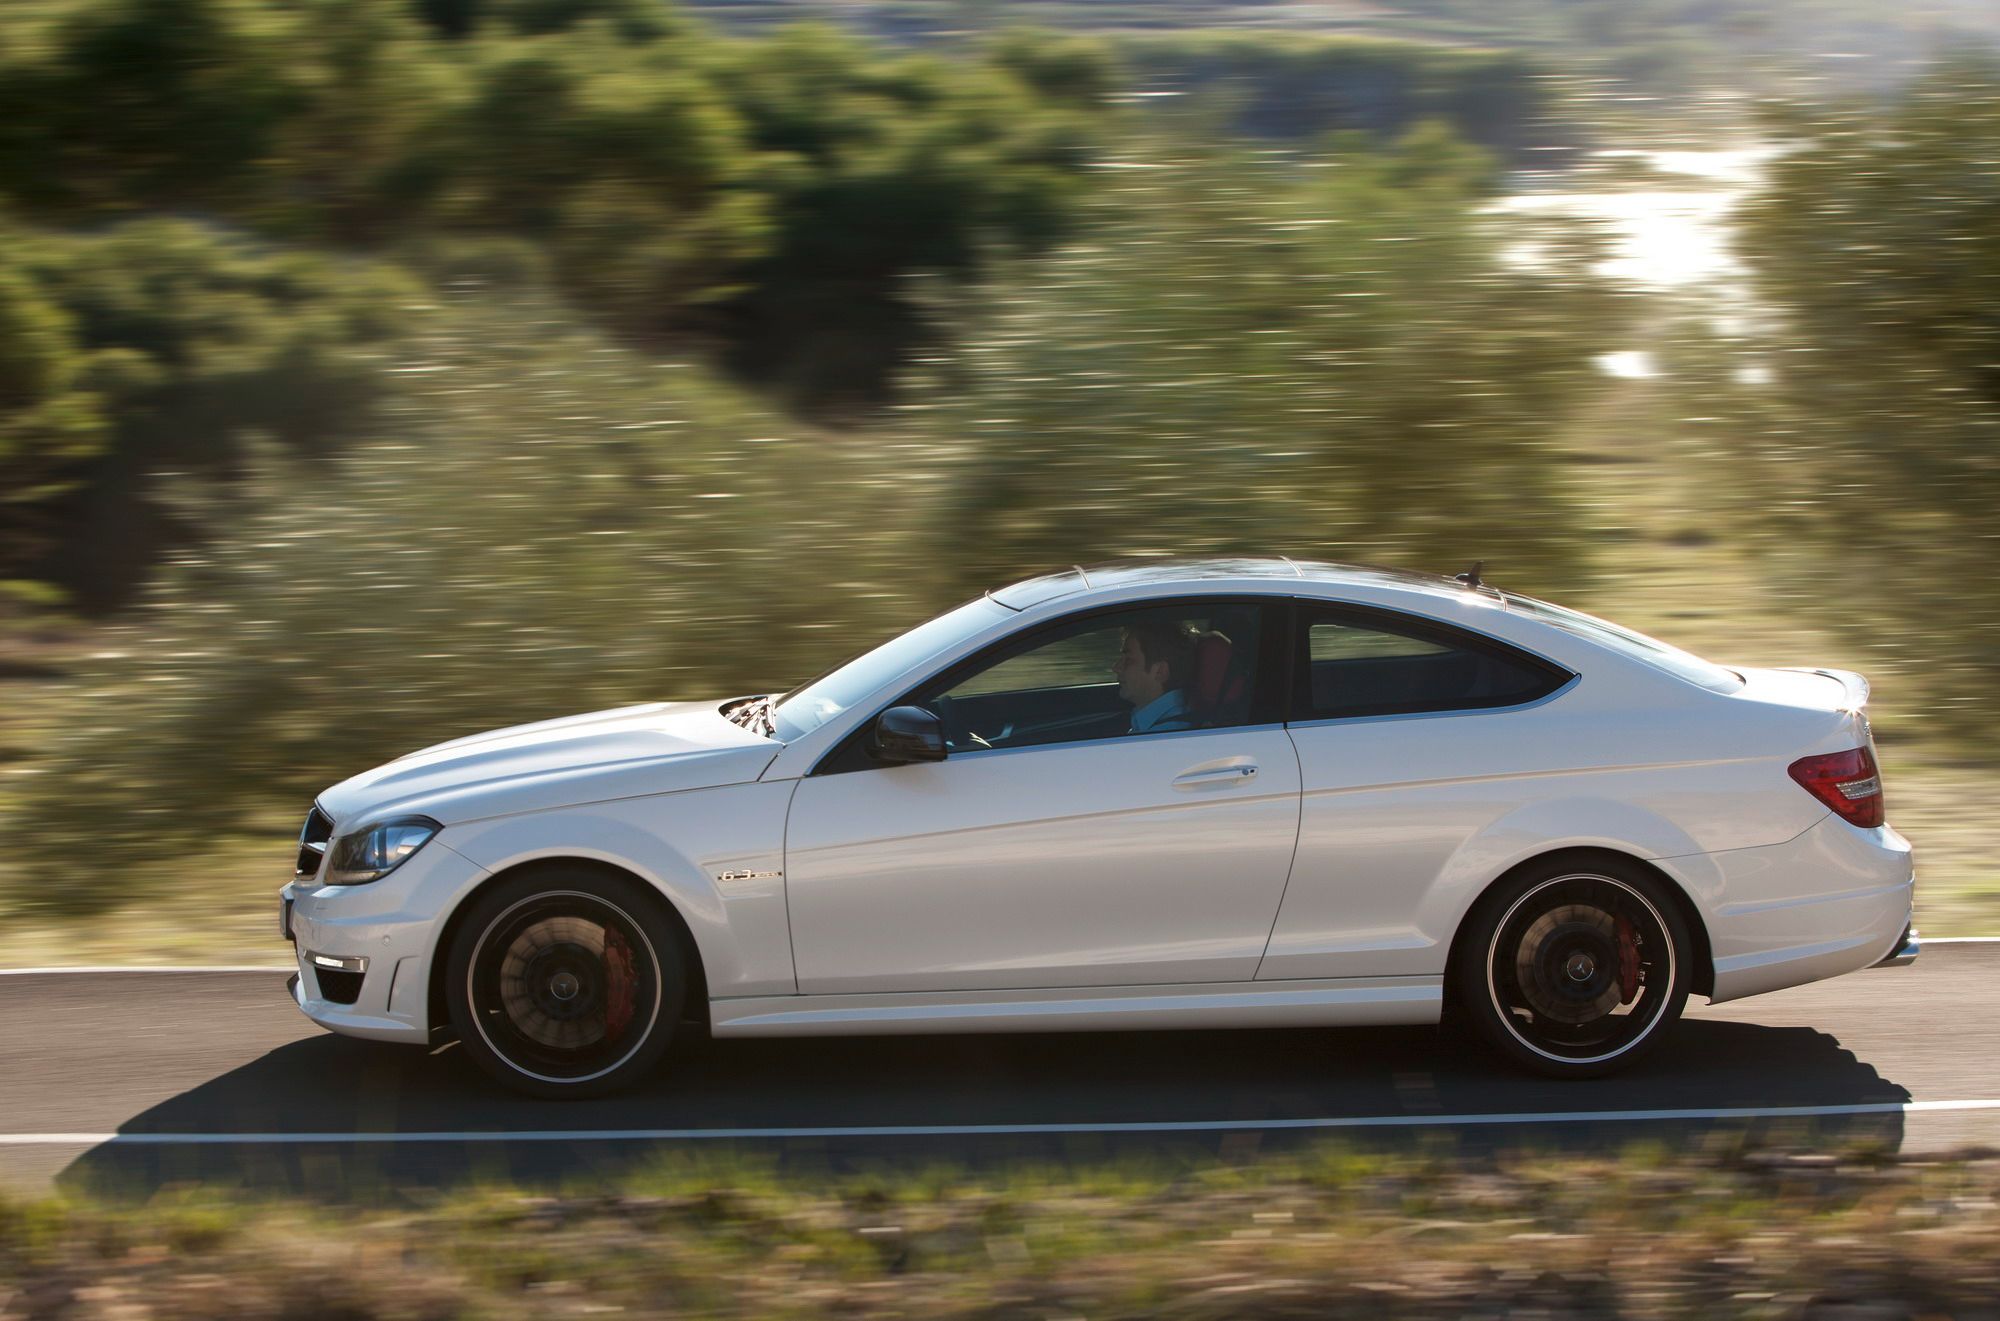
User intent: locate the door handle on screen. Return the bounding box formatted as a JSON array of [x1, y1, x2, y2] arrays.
[[1172, 764, 1258, 789]]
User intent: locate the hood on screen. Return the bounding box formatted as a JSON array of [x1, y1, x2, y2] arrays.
[[317, 700, 780, 830]]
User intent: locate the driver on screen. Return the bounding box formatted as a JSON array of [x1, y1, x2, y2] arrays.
[[1111, 619, 1197, 733]]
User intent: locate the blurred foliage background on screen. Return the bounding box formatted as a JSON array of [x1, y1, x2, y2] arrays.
[[0, 0, 1997, 946]]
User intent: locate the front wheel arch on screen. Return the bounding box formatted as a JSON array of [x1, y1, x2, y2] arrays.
[[1441, 847, 1714, 1024], [426, 856, 711, 1043]]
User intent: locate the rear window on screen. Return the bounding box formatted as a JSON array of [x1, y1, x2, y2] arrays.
[[1505, 594, 1744, 694], [1298, 607, 1567, 720]]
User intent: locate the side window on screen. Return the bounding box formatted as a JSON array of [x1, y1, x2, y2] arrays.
[[1295, 606, 1567, 720], [917, 600, 1270, 753], [947, 629, 1118, 698]]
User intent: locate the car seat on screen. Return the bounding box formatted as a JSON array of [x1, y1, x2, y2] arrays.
[[1188, 630, 1247, 726]]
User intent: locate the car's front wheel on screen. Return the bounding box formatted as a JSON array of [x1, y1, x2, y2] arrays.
[[1457, 857, 1692, 1079], [445, 868, 687, 1098]]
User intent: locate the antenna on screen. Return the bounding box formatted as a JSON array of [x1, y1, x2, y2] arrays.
[[1454, 561, 1485, 591], [1072, 564, 1092, 589]]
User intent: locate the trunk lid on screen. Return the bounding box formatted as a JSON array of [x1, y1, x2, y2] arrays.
[[1733, 665, 1884, 820]]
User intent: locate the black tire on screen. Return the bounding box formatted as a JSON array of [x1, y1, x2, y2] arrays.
[[1455, 855, 1693, 1079], [445, 868, 688, 1099]]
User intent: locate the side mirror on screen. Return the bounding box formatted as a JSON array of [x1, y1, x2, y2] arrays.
[[870, 705, 947, 764]]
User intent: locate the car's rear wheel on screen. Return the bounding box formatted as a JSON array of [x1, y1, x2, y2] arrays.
[[445, 869, 686, 1098], [1457, 857, 1692, 1079]]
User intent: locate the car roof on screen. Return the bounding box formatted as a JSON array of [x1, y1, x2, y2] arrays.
[[988, 557, 1480, 611]]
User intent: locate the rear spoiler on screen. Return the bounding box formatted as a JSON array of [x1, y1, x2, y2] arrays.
[[1777, 666, 1870, 714]]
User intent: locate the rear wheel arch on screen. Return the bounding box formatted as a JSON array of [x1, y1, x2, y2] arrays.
[[426, 856, 711, 1040], [1442, 846, 1714, 1018]]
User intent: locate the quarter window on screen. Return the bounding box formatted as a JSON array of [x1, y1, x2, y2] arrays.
[[1295, 606, 1567, 720]]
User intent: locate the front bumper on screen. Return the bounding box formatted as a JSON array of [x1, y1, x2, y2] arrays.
[[283, 835, 490, 1044]]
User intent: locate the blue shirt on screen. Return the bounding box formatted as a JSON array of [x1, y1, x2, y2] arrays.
[[1130, 688, 1193, 734]]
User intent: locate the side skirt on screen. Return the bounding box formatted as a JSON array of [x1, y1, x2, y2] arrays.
[[709, 976, 1442, 1038]]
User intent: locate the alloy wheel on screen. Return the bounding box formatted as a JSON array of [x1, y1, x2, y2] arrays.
[[466, 890, 664, 1085], [1484, 872, 1677, 1066]]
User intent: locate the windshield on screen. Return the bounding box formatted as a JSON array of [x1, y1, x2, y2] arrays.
[[1505, 593, 1744, 694], [770, 595, 1010, 741]]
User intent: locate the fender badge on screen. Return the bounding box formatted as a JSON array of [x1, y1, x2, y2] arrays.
[[718, 870, 782, 883]]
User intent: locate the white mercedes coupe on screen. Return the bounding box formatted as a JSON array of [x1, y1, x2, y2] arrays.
[[282, 560, 1917, 1097]]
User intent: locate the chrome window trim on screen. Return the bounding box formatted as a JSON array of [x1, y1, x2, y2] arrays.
[[912, 719, 1293, 764]]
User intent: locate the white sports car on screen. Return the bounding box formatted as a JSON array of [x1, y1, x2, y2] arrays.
[[282, 559, 1916, 1097]]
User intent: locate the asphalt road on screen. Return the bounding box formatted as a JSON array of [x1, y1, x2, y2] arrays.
[[4, 943, 1997, 1197]]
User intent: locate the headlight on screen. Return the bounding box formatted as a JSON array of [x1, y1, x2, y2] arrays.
[[325, 817, 440, 886]]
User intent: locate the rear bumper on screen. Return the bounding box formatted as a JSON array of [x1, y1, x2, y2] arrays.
[[1871, 924, 1920, 968], [1685, 815, 1915, 1004]]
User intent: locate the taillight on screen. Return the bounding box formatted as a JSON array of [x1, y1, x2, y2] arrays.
[[1788, 747, 1884, 828]]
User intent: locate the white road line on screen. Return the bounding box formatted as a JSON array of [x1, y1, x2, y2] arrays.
[[0, 966, 294, 975], [1, 939, 1995, 977], [4, 1099, 1998, 1146]]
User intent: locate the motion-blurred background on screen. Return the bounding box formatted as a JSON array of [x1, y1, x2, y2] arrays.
[[2, 0, 1998, 960]]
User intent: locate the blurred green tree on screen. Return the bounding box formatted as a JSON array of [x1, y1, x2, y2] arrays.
[[0, 294, 923, 912], [0, 222, 419, 610], [704, 22, 1116, 412], [1737, 58, 2000, 736], [0, 0, 1119, 417], [414, 0, 694, 41], [0, 0, 300, 215], [1118, 34, 1556, 159], [913, 125, 1615, 593], [399, 27, 770, 334], [0, 259, 106, 598]]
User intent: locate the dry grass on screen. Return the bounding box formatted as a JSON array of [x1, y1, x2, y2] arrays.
[[6, 1144, 2000, 1318]]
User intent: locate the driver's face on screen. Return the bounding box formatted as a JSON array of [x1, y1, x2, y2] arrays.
[[1111, 632, 1164, 707]]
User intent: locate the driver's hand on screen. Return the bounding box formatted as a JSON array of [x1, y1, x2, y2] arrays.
[[967, 731, 994, 750]]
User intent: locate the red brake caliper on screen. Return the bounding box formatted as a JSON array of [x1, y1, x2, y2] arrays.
[[603, 926, 636, 1041], [1615, 916, 1641, 1003]]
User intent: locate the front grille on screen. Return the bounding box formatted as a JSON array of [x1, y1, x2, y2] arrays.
[[296, 804, 334, 881], [315, 968, 364, 1005]]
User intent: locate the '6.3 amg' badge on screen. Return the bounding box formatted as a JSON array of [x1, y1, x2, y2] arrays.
[[717, 869, 781, 883]]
